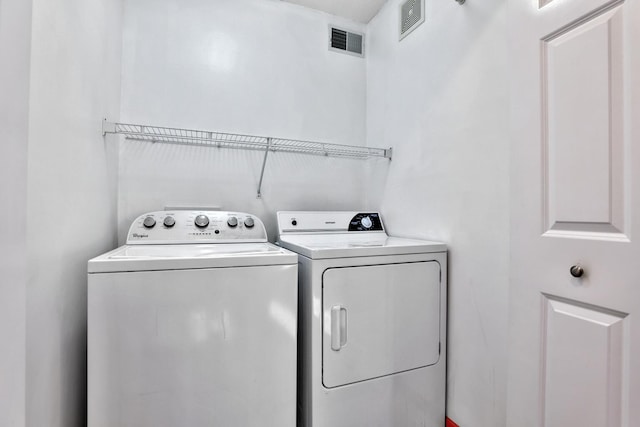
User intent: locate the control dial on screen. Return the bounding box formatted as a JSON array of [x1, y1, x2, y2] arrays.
[[244, 217, 255, 228], [143, 216, 156, 229], [163, 216, 176, 228], [194, 215, 209, 228], [361, 216, 373, 229], [227, 216, 238, 228]]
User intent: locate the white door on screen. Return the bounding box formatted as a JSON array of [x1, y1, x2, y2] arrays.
[[508, 0, 640, 426], [322, 262, 441, 388]]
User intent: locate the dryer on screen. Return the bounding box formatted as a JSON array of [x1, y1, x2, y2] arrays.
[[276, 211, 447, 427], [88, 211, 298, 427]]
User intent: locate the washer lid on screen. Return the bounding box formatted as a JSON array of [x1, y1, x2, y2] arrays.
[[88, 243, 297, 273], [277, 234, 446, 259]]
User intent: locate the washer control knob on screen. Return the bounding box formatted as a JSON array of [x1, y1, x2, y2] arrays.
[[143, 216, 156, 229], [194, 215, 209, 228], [361, 216, 373, 229], [244, 217, 255, 228], [163, 216, 176, 228], [227, 216, 238, 228]]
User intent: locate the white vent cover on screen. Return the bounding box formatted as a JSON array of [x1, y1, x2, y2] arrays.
[[399, 0, 425, 40], [329, 26, 364, 57]]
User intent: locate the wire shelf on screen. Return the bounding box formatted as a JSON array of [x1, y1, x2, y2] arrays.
[[102, 120, 392, 199], [103, 121, 392, 160]]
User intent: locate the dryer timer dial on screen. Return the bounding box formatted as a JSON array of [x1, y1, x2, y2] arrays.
[[361, 216, 373, 229]]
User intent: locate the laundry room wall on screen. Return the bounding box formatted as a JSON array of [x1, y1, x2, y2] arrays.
[[117, 0, 369, 241], [365, 1, 510, 426], [0, 0, 32, 424], [25, 0, 123, 425]]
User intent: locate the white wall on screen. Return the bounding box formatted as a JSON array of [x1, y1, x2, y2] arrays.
[[25, 0, 123, 425], [118, 0, 369, 240], [4, 0, 510, 425], [120, 2, 511, 425], [0, 0, 32, 425], [366, 1, 510, 426]]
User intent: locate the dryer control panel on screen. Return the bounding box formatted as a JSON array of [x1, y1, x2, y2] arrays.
[[348, 213, 383, 232], [277, 211, 386, 235], [126, 211, 267, 244]]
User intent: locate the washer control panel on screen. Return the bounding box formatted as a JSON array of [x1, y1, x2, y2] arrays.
[[127, 211, 267, 244]]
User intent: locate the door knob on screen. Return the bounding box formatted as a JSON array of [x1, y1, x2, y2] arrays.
[[570, 265, 584, 278]]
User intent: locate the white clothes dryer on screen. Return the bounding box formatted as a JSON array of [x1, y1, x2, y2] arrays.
[[276, 211, 447, 427], [88, 211, 298, 427]]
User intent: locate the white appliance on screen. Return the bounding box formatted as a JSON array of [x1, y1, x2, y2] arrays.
[[276, 211, 447, 427], [88, 211, 298, 427]]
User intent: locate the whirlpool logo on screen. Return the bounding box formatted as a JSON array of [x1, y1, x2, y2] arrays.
[[132, 233, 149, 239]]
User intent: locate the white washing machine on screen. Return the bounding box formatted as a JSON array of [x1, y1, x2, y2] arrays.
[[88, 211, 298, 427], [276, 211, 447, 427]]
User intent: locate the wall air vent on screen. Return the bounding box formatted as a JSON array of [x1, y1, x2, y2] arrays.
[[399, 0, 425, 40], [329, 26, 364, 58]]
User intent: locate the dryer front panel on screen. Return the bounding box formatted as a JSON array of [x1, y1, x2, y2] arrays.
[[321, 261, 441, 388]]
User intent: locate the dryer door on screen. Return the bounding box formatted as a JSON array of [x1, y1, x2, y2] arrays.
[[322, 261, 441, 388]]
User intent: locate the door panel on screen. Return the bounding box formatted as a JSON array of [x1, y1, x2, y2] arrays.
[[321, 261, 440, 388], [542, 4, 626, 237], [541, 295, 627, 427]]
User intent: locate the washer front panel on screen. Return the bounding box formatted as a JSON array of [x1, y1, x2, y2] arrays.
[[88, 264, 297, 426]]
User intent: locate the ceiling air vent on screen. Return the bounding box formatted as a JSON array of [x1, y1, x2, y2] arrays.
[[399, 0, 425, 40], [329, 26, 364, 57]]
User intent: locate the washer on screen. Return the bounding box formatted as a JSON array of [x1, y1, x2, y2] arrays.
[[88, 211, 298, 427], [276, 211, 447, 427]]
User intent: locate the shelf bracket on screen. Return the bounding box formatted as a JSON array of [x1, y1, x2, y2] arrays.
[[102, 119, 116, 136], [256, 137, 272, 199]]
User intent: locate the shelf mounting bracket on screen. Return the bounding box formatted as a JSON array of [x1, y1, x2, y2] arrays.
[[102, 119, 116, 136], [256, 137, 272, 199]]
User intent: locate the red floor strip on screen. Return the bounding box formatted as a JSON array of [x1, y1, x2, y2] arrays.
[[446, 417, 460, 427]]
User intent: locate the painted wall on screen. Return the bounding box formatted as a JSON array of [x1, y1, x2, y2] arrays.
[[366, 1, 510, 426], [4, 0, 510, 425], [118, 0, 369, 241], [0, 0, 32, 425], [25, 0, 123, 425]]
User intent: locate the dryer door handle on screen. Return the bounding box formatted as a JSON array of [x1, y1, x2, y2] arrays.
[[331, 305, 348, 351]]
